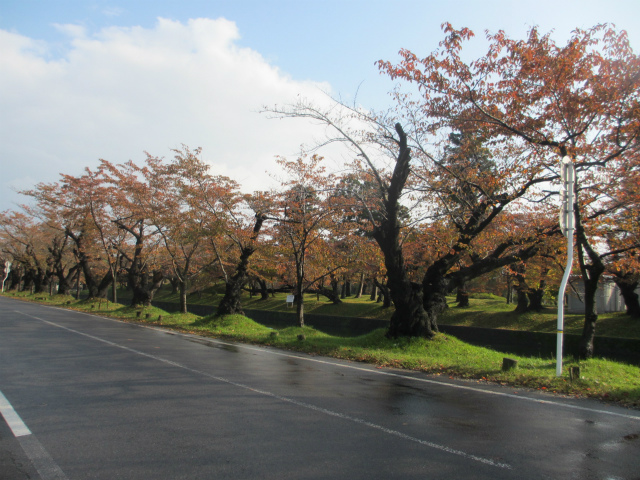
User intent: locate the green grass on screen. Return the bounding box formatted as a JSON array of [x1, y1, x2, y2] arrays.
[[149, 286, 640, 339], [110, 285, 640, 338], [242, 292, 394, 320], [4, 291, 640, 409], [439, 295, 640, 339]]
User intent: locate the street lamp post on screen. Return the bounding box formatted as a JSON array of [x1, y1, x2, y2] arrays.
[[557, 156, 575, 376], [2, 261, 11, 293]]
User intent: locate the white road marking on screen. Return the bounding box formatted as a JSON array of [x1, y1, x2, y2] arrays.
[[0, 388, 69, 480], [0, 389, 31, 437], [224, 340, 640, 421], [16, 310, 513, 470]]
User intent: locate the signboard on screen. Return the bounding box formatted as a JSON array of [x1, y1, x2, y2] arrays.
[[559, 159, 575, 237]]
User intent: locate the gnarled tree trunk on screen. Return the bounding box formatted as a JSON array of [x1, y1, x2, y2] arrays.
[[216, 213, 267, 317], [614, 276, 640, 318]]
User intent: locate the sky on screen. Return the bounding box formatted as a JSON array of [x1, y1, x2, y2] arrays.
[[1, 0, 639, 212]]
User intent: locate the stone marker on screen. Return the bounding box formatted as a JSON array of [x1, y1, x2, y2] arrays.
[[502, 357, 518, 371]]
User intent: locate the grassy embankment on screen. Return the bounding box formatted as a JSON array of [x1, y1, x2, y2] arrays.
[[3, 289, 640, 409], [153, 287, 640, 339]]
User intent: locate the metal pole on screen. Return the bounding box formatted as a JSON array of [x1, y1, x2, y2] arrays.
[[556, 157, 574, 376], [2, 261, 11, 293]]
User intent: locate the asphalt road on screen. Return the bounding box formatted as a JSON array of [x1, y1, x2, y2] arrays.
[[1, 297, 639, 480]]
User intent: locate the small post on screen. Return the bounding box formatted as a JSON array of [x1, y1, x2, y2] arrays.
[[569, 366, 581, 381], [502, 358, 518, 371]]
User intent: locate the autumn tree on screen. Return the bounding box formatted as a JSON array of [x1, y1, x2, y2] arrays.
[[266, 96, 556, 338], [126, 148, 219, 314], [270, 154, 346, 327], [20, 168, 123, 300], [0, 211, 57, 294], [100, 158, 167, 307], [167, 146, 271, 316], [213, 191, 270, 317], [378, 23, 640, 355]]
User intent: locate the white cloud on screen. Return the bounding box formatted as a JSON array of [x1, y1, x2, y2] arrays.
[[0, 17, 338, 210], [52, 23, 87, 38], [101, 7, 125, 18]]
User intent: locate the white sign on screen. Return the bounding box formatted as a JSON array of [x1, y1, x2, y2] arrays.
[[559, 157, 575, 237]]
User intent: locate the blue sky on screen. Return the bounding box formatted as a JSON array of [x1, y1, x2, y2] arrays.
[[1, 0, 639, 211]]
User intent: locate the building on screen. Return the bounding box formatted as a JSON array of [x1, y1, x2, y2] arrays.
[[566, 277, 639, 314]]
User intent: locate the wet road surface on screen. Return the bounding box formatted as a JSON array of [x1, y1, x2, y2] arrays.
[[1, 297, 639, 479]]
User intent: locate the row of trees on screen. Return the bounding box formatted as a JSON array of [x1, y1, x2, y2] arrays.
[[2, 24, 639, 359]]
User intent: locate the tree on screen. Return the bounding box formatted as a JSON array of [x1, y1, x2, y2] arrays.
[[167, 146, 271, 316], [132, 148, 221, 314], [378, 23, 640, 356], [20, 169, 122, 300], [267, 97, 556, 338], [270, 154, 345, 327], [100, 158, 166, 307], [214, 193, 269, 317], [0, 211, 56, 294]]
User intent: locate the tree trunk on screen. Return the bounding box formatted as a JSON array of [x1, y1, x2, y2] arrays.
[[513, 264, 529, 313], [257, 278, 270, 301], [515, 289, 529, 312], [373, 278, 391, 309], [580, 275, 600, 359], [111, 267, 118, 304], [131, 270, 163, 307], [7, 269, 21, 291], [456, 278, 469, 307], [169, 276, 180, 295], [317, 274, 342, 304], [422, 265, 448, 333], [614, 277, 640, 318], [179, 280, 188, 314], [31, 267, 49, 294], [56, 265, 80, 295], [67, 230, 109, 299], [295, 282, 304, 328], [371, 123, 435, 339], [356, 272, 365, 298], [375, 227, 433, 337], [96, 270, 113, 300], [216, 247, 254, 316], [526, 283, 545, 312], [216, 213, 267, 316], [575, 186, 606, 359]]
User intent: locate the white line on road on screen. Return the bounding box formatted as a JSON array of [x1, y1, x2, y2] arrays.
[[0, 388, 69, 480], [17, 310, 513, 470], [0, 389, 31, 437], [221, 339, 640, 421]]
